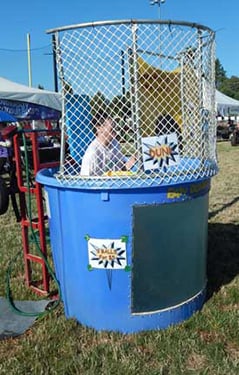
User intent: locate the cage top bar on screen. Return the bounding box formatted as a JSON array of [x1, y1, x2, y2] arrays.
[[46, 19, 214, 35]]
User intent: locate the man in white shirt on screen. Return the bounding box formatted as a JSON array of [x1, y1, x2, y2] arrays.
[[80, 111, 135, 176]]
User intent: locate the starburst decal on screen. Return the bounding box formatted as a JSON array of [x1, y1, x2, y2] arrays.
[[142, 133, 180, 171], [88, 238, 127, 269]]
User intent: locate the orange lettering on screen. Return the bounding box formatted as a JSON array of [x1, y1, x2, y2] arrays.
[[149, 145, 171, 159]]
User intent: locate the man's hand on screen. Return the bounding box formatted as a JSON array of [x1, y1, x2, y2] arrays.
[[125, 155, 137, 171]]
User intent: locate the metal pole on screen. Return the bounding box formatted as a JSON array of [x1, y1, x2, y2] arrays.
[[121, 50, 126, 97], [130, 23, 142, 170], [54, 32, 66, 172], [149, 1, 166, 66], [52, 34, 59, 93], [27, 33, 32, 87], [121, 50, 127, 122], [149, 0, 166, 18], [197, 29, 205, 160]]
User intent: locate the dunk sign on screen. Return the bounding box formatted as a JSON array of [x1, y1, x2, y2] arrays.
[[142, 133, 180, 171]]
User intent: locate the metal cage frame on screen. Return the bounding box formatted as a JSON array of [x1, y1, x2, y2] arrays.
[[47, 19, 217, 188]]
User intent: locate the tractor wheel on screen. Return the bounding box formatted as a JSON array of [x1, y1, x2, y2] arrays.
[[0, 177, 9, 215]]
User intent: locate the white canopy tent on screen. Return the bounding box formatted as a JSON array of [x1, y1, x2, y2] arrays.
[[0, 77, 61, 120], [216, 90, 239, 116], [0, 77, 61, 110]]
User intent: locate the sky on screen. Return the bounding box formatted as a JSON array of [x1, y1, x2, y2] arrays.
[[0, 0, 238, 91]]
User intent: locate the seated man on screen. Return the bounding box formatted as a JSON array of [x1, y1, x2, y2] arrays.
[[80, 111, 135, 176]]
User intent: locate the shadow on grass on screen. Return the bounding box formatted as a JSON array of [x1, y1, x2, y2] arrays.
[[208, 196, 239, 220], [206, 222, 239, 300]]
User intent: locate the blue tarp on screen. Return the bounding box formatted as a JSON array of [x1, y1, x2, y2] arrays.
[[0, 297, 51, 340]]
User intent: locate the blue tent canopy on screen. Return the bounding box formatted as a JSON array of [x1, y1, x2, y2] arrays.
[[0, 110, 17, 123]]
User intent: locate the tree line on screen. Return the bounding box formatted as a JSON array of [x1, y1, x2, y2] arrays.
[[91, 58, 239, 118], [56, 58, 238, 120], [215, 58, 239, 100]]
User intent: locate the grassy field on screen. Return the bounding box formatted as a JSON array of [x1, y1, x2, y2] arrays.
[[0, 141, 238, 375]]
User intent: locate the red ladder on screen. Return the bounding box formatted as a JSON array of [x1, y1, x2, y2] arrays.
[[13, 129, 60, 295]]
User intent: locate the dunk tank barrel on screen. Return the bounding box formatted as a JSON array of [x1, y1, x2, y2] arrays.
[[37, 20, 218, 333]]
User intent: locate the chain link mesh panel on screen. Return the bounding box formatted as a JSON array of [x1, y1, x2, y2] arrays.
[[49, 20, 217, 188]]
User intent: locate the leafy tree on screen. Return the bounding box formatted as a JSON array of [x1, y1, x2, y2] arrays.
[[90, 91, 109, 115], [109, 95, 123, 117], [215, 59, 239, 99], [109, 92, 131, 119], [62, 80, 73, 95], [220, 76, 239, 100], [215, 58, 227, 90]]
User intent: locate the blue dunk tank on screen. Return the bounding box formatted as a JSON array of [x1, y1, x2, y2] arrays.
[[37, 20, 218, 333]]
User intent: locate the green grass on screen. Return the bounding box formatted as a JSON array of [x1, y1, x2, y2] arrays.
[[0, 142, 239, 375]]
